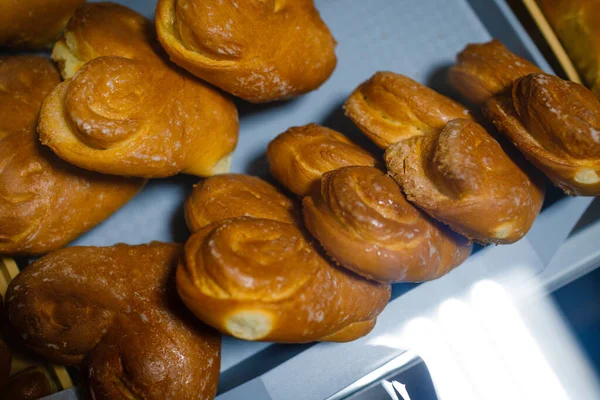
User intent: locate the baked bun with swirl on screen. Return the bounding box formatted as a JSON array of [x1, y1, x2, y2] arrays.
[[185, 174, 299, 232], [344, 72, 472, 148], [0, 0, 84, 49], [40, 2, 239, 178], [0, 56, 144, 256], [484, 73, 600, 196], [303, 166, 472, 283], [6, 243, 221, 400], [267, 124, 380, 196], [155, 0, 337, 103], [52, 2, 159, 79], [385, 118, 545, 244], [177, 217, 390, 342], [449, 39, 542, 105]]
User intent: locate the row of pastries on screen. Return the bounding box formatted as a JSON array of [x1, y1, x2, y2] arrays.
[[1, 0, 600, 399]]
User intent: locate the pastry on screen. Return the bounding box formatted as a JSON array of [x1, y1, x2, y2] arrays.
[[0, 56, 144, 256], [155, 0, 337, 102], [449, 39, 542, 105], [303, 166, 472, 283], [538, 0, 600, 97], [345, 72, 472, 148], [385, 118, 545, 243], [267, 124, 379, 196], [177, 217, 391, 342], [41, 2, 239, 178], [484, 72, 600, 195], [52, 2, 159, 79], [185, 174, 299, 232], [5, 243, 221, 400], [0, 0, 84, 49]]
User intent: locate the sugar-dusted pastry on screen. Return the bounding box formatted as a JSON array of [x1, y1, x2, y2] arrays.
[[303, 166, 472, 283], [385, 118, 545, 244], [6, 243, 221, 400], [449, 39, 542, 105], [484, 73, 600, 196], [155, 0, 337, 102], [177, 217, 391, 342], [0, 56, 144, 256], [345, 72, 472, 148], [40, 2, 239, 178], [539, 0, 600, 97], [185, 174, 299, 232], [267, 124, 379, 196], [0, 0, 84, 49]]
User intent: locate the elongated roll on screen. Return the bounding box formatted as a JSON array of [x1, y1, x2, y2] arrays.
[[345, 72, 472, 148], [177, 218, 391, 342], [303, 166, 472, 283], [185, 174, 299, 232], [155, 0, 337, 102], [6, 243, 221, 400], [267, 124, 379, 196], [484, 73, 600, 195], [385, 118, 545, 243], [449, 39, 542, 105], [40, 2, 239, 178], [0, 56, 144, 256]]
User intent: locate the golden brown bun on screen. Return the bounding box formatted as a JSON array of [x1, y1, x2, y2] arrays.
[[539, 0, 600, 97], [6, 243, 221, 400], [0, 56, 144, 256], [155, 0, 337, 103], [0, 0, 84, 49], [449, 40, 542, 105], [303, 166, 472, 283], [484, 73, 600, 195], [385, 119, 545, 244], [42, 2, 239, 178], [2, 367, 54, 400], [177, 218, 391, 342], [267, 124, 380, 196], [345, 72, 472, 148], [185, 174, 299, 232], [52, 2, 158, 79]]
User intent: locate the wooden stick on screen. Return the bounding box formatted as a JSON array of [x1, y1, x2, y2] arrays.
[[522, 0, 582, 83]]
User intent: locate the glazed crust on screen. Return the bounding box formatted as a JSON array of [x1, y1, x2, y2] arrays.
[[484, 73, 600, 195], [267, 124, 380, 197], [40, 2, 239, 178], [385, 118, 545, 244], [449, 39, 542, 105], [303, 166, 472, 283], [155, 0, 337, 102], [185, 174, 300, 232], [177, 218, 390, 343], [6, 243, 221, 400], [0, 56, 144, 256], [345, 72, 472, 148], [0, 0, 84, 49]]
